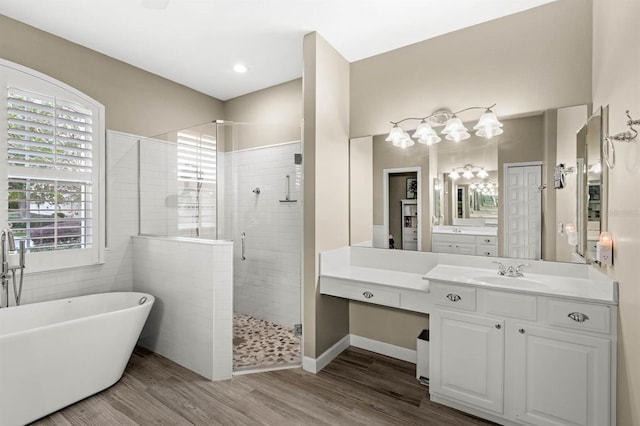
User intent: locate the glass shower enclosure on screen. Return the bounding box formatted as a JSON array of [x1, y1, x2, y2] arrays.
[[142, 120, 302, 372]]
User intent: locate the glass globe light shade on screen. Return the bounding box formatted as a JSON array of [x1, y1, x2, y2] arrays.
[[476, 126, 504, 139], [462, 169, 474, 179], [477, 168, 489, 179], [475, 110, 503, 139], [414, 122, 442, 145], [442, 117, 468, 135], [386, 125, 404, 143], [449, 169, 460, 180]]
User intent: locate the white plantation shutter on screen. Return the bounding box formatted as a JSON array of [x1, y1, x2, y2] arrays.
[[176, 130, 216, 234], [1, 59, 104, 271]]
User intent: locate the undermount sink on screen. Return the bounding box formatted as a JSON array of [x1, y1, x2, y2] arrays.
[[467, 274, 548, 288]]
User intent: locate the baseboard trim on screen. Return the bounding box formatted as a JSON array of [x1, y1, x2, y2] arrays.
[[350, 334, 417, 364], [303, 334, 417, 374], [302, 334, 350, 374]]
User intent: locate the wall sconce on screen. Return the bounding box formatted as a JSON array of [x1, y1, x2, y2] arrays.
[[596, 231, 613, 265], [604, 110, 639, 169], [565, 223, 578, 246], [386, 104, 503, 148]]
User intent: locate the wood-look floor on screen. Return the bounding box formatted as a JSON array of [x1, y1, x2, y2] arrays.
[[33, 346, 496, 426]]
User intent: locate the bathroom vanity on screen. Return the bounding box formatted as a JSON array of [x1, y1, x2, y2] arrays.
[[319, 246, 618, 426], [431, 225, 498, 257]]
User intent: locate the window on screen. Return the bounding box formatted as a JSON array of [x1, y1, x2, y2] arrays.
[[176, 130, 216, 236], [1, 59, 104, 271]]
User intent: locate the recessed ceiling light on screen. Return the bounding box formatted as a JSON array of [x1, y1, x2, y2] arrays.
[[233, 64, 248, 73]]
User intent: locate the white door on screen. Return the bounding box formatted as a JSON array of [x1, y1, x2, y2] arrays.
[[504, 164, 542, 259], [509, 325, 611, 426], [430, 310, 505, 413]]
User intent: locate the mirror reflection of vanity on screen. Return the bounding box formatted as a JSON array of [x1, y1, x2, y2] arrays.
[[351, 104, 608, 264]]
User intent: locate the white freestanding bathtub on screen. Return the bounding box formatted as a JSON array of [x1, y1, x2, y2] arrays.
[[0, 292, 154, 426]]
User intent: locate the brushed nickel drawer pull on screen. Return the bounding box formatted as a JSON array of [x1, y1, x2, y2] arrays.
[[568, 312, 589, 322], [519, 328, 525, 334], [446, 293, 461, 302], [495, 324, 501, 329], [362, 291, 374, 299]]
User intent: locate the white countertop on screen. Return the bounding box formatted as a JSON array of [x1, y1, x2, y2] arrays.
[[321, 265, 429, 292], [423, 264, 617, 304]]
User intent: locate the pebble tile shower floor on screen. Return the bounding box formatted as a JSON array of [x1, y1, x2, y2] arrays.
[[233, 313, 301, 370]]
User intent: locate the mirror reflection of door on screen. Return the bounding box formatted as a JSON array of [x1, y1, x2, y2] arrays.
[[384, 169, 420, 251], [504, 162, 543, 259]]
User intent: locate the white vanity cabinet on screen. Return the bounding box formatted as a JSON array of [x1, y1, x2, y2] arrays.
[[429, 281, 617, 426], [430, 309, 505, 414], [508, 324, 611, 426], [432, 233, 496, 257]]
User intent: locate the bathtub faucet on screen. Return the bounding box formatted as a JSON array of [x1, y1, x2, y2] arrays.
[[1, 228, 25, 308]]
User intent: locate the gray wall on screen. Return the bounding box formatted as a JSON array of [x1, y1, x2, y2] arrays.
[[350, 0, 592, 138], [592, 0, 640, 422], [303, 32, 351, 358], [0, 15, 224, 137]]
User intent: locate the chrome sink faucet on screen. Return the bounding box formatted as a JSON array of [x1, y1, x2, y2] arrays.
[[493, 261, 528, 277]]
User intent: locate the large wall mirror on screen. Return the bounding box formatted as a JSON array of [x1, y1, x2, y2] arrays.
[[350, 104, 609, 264]]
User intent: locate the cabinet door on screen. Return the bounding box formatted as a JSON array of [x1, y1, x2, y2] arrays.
[[510, 325, 610, 426], [430, 310, 505, 413]]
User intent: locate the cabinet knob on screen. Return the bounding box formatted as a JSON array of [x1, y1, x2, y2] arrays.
[[446, 293, 461, 302], [568, 312, 589, 322], [495, 324, 501, 329], [362, 291, 374, 299], [484, 239, 491, 243], [484, 252, 490, 256], [518, 328, 525, 334]]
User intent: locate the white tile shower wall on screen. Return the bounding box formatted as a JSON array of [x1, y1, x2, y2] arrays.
[[132, 236, 233, 381], [138, 138, 217, 238], [11, 130, 138, 305], [139, 139, 179, 236], [222, 142, 302, 328]]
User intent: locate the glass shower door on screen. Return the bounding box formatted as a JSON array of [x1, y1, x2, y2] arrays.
[[217, 121, 303, 372]]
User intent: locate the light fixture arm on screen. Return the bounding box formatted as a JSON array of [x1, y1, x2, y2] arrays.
[[607, 110, 639, 143], [389, 104, 497, 126], [452, 103, 497, 115]]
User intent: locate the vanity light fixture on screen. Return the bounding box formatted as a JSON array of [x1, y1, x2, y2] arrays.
[[387, 104, 503, 148], [448, 164, 490, 180]]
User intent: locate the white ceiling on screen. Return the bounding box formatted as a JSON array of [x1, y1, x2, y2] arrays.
[[0, 0, 555, 100]]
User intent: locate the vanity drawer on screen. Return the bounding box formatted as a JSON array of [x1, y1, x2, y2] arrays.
[[431, 282, 476, 311], [485, 291, 537, 321], [432, 233, 476, 244], [545, 299, 611, 334], [341, 284, 401, 308], [476, 236, 497, 246], [475, 246, 497, 257]]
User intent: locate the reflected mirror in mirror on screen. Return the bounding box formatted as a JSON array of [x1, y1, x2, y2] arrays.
[[350, 103, 608, 264], [575, 106, 608, 264]]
